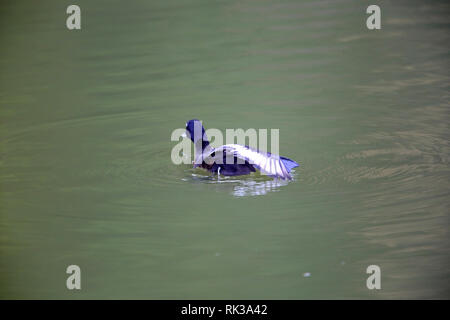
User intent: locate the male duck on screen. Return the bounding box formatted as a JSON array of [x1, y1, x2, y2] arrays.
[[185, 119, 299, 180]]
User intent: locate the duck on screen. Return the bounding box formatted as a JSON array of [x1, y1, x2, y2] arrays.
[[184, 119, 299, 180]]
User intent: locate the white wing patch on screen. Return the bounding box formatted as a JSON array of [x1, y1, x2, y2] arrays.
[[206, 144, 293, 180]]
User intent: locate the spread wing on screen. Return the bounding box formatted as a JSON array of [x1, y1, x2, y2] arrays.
[[205, 144, 296, 180]]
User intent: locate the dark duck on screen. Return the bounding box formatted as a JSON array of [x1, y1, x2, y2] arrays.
[[184, 119, 299, 180]]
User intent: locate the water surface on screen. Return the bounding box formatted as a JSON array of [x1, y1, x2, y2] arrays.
[[0, 0, 449, 299]]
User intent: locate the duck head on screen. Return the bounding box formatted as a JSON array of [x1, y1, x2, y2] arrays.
[[185, 119, 203, 142], [185, 119, 212, 167]]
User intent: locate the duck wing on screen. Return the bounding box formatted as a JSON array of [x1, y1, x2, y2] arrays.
[[205, 144, 297, 180]]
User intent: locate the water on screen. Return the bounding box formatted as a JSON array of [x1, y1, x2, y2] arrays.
[[0, 0, 449, 299]]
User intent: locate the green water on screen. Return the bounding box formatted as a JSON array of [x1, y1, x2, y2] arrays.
[[1, 0, 449, 299]]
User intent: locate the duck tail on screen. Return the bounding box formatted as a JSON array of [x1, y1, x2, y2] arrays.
[[280, 156, 299, 173]]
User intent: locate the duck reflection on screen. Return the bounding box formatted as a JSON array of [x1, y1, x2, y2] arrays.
[[184, 172, 291, 197], [232, 178, 289, 197]]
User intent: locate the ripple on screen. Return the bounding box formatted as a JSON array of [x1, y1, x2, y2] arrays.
[[180, 169, 295, 197]]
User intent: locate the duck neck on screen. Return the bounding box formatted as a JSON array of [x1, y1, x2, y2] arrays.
[[193, 139, 210, 166], [202, 140, 210, 151], [194, 139, 210, 153]]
